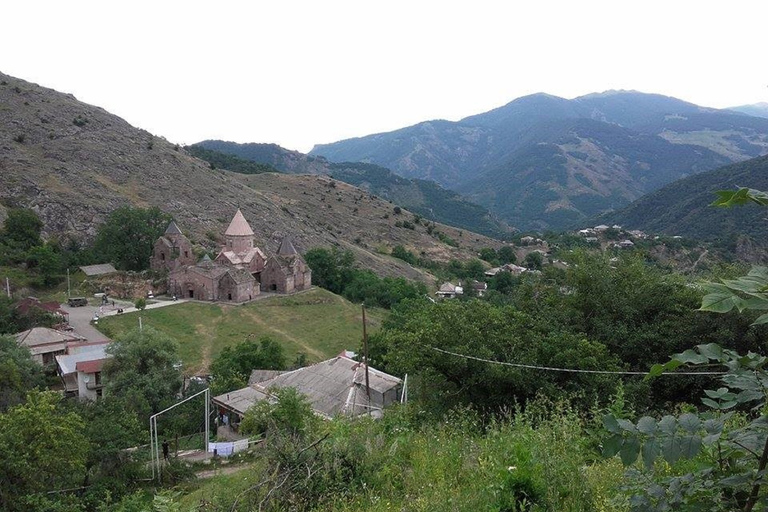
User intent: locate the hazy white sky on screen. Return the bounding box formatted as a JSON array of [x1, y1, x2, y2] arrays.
[[3, 1, 766, 152]]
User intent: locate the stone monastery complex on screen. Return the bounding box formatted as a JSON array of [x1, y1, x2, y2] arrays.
[[150, 209, 311, 302]]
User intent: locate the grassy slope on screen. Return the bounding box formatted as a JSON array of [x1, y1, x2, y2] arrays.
[[97, 288, 381, 375]]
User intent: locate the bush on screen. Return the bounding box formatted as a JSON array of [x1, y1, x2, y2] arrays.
[[134, 298, 146, 311]]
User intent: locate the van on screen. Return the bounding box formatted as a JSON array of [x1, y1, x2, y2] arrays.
[[68, 297, 88, 307]]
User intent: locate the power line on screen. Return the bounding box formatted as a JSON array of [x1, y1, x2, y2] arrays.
[[430, 347, 726, 376]]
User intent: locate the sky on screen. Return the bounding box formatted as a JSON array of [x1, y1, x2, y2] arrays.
[[2, 1, 767, 153]]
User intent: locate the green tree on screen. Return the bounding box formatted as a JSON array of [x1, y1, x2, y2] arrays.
[[304, 247, 355, 295], [210, 336, 286, 394], [2, 208, 43, 250], [0, 335, 47, 412], [93, 207, 172, 271], [240, 387, 317, 439], [391, 245, 417, 265], [523, 251, 543, 270], [479, 247, 499, 265], [25, 243, 63, 287], [104, 326, 182, 416], [0, 391, 89, 511], [498, 245, 516, 264], [134, 297, 147, 311]]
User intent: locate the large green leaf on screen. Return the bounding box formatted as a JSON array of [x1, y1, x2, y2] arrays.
[[603, 414, 620, 434], [602, 434, 623, 458], [620, 436, 640, 465], [658, 415, 677, 435], [679, 413, 701, 433], [679, 435, 702, 459], [700, 291, 741, 313], [637, 416, 657, 435], [642, 438, 660, 470], [662, 437, 682, 464]]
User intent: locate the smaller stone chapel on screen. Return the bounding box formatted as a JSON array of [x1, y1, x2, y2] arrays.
[[150, 209, 312, 302]]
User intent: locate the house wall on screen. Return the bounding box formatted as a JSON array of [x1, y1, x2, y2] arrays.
[[77, 372, 101, 401]]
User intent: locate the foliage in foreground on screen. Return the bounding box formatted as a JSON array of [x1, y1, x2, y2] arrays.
[[602, 187, 768, 511], [172, 399, 626, 512]]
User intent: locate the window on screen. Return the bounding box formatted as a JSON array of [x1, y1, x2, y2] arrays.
[[228, 293, 232, 301], [161, 252, 165, 261], [95, 372, 101, 385], [184, 251, 189, 258]]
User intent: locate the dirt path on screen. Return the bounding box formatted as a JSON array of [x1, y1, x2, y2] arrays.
[[243, 310, 325, 359], [195, 464, 251, 479], [192, 313, 224, 375]]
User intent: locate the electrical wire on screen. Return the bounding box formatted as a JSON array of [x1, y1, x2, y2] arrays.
[[430, 347, 726, 376]]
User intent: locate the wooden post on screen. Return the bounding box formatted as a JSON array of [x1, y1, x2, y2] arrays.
[[362, 305, 371, 401]]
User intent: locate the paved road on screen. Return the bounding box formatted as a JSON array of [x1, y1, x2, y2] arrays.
[[61, 302, 112, 342]]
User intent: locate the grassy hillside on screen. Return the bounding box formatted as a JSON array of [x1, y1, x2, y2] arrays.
[[97, 288, 381, 375]]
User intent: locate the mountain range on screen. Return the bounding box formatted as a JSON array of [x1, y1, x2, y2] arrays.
[[0, 71, 502, 282], [599, 154, 768, 259], [310, 91, 768, 230], [192, 140, 510, 237]]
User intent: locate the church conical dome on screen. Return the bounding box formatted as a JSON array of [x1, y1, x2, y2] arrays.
[[225, 209, 254, 237]]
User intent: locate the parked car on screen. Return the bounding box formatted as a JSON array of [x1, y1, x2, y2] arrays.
[[68, 297, 88, 307]]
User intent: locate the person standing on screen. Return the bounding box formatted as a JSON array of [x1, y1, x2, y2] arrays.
[[162, 439, 170, 461]]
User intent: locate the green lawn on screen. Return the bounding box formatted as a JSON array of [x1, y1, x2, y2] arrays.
[[97, 288, 383, 375]]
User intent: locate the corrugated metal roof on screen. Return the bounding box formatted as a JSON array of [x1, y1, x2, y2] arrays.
[[79, 263, 117, 276], [212, 386, 269, 416], [248, 369, 287, 385], [224, 209, 254, 236], [216, 357, 401, 419], [16, 327, 80, 347]]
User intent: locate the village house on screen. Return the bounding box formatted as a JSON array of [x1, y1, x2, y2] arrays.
[[436, 282, 463, 299], [212, 354, 403, 431], [151, 209, 312, 302], [56, 341, 111, 400], [15, 327, 82, 366], [485, 263, 528, 277]]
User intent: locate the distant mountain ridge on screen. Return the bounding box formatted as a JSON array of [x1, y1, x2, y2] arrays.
[[728, 102, 768, 119], [192, 140, 510, 237], [598, 154, 768, 259], [310, 91, 768, 230]]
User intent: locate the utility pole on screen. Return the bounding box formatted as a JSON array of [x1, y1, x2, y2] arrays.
[[139, 316, 143, 331], [66, 268, 71, 298], [5, 277, 10, 299], [361, 305, 371, 402]]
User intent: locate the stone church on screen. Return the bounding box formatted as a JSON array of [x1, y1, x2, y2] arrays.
[[150, 209, 312, 302]]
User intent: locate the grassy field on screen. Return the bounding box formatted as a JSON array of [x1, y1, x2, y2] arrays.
[[97, 288, 383, 375]]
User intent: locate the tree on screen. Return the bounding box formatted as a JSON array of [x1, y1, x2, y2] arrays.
[[498, 245, 516, 264], [479, 248, 499, 265], [104, 326, 182, 416], [523, 251, 543, 270], [134, 297, 147, 311], [0, 335, 47, 412], [240, 387, 317, 439], [93, 207, 172, 271], [2, 208, 43, 250], [210, 336, 286, 394], [25, 243, 63, 287], [0, 391, 89, 511], [304, 247, 355, 295]]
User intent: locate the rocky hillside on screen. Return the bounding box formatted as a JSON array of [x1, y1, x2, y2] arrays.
[[0, 72, 502, 283], [192, 140, 510, 237], [310, 91, 768, 230]]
